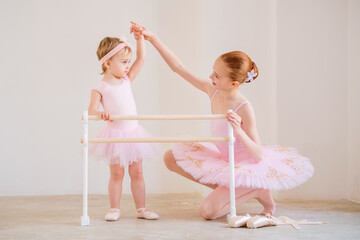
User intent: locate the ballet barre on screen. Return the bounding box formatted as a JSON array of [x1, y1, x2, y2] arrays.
[[83, 114, 227, 121], [81, 137, 228, 143], [81, 111, 236, 226]]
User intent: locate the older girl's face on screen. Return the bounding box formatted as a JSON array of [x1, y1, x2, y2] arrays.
[[209, 58, 237, 90]]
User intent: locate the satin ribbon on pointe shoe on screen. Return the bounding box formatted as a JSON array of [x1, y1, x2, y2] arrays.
[[275, 215, 327, 230], [247, 214, 326, 230]]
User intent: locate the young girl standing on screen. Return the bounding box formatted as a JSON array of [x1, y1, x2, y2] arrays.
[[130, 22, 314, 220], [88, 30, 159, 221]]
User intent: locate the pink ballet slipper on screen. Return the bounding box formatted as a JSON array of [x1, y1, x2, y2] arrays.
[[105, 208, 121, 221], [136, 208, 159, 220]]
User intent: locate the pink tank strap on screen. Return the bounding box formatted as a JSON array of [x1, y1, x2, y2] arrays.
[[211, 89, 219, 102], [234, 100, 249, 112]]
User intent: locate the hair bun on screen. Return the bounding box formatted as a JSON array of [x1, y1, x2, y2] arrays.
[[251, 61, 259, 81]]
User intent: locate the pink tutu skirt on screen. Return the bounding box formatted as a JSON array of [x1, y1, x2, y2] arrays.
[[172, 142, 314, 190], [89, 125, 158, 167]]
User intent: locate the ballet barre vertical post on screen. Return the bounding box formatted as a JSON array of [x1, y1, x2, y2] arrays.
[[80, 112, 236, 226], [227, 110, 236, 219], [81, 111, 90, 226]]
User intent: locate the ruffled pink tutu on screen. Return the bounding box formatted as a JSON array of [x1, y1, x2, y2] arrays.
[[172, 116, 314, 190], [173, 142, 313, 190], [89, 124, 158, 167], [172, 90, 314, 190]]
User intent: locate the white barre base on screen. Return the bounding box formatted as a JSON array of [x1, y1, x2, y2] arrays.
[[81, 216, 90, 226]]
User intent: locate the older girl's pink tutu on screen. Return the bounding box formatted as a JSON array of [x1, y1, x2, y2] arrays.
[[172, 90, 314, 190], [173, 141, 314, 190], [89, 124, 158, 166]]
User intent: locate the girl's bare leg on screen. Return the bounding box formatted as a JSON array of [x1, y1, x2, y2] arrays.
[[108, 164, 125, 208], [129, 160, 146, 209], [199, 187, 276, 220], [199, 186, 252, 219]]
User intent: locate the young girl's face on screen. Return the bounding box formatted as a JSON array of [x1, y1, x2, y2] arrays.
[[107, 50, 132, 78], [209, 58, 235, 90]]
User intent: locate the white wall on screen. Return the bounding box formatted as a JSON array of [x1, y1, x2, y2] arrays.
[[0, 0, 162, 195], [195, 0, 279, 196], [0, 0, 358, 200], [155, 0, 206, 194], [277, 0, 348, 200], [197, 0, 279, 144], [348, 0, 360, 203]]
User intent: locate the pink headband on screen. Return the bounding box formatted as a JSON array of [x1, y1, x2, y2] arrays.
[[99, 41, 130, 65]]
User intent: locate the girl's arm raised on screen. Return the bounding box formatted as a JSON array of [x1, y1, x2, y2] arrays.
[[127, 35, 145, 82], [149, 35, 213, 95], [129, 21, 214, 96]]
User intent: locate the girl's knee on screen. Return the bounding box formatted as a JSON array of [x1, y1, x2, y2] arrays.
[[199, 200, 218, 220], [163, 150, 176, 171], [110, 168, 125, 181], [129, 166, 143, 180]]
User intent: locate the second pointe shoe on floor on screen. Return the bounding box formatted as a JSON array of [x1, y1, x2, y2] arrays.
[[246, 214, 277, 229], [105, 208, 121, 221], [136, 208, 159, 220], [229, 213, 252, 228]]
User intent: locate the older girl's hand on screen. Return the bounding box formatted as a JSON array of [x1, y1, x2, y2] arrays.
[[130, 22, 143, 40], [130, 21, 154, 41], [227, 111, 242, 130]]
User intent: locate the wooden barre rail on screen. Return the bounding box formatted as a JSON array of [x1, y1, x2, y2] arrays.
[[81, 137, 229, 144], [83, 114, 227, 121], [80, 111, 236, 227]]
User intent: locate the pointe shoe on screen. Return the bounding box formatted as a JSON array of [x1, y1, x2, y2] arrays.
[[136, 208, 159, 220], [229, 213, 252, 228], [105, 208, 121, 221], [246, 214, 277, 229]]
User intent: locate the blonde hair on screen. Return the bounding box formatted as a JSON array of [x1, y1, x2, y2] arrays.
[[220, 51, 259, 84], [96, 37, 132, 74]]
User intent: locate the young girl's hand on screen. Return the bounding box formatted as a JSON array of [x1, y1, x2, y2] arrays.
[[227, 111, 242, 130], [130, 22, 143, 40], [99, 112, 112, 122], [130, 21, 154, 41]]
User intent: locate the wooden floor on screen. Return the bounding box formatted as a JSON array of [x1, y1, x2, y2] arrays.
[[0, 193, 360, 240]]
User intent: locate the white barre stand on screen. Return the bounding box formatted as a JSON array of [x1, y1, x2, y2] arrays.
[[81, 110, 236, 226]]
